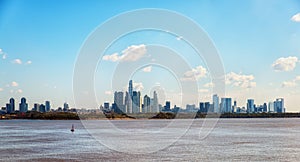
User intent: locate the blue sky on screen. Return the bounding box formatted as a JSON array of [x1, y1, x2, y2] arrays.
[[0, 0, 300, 111]]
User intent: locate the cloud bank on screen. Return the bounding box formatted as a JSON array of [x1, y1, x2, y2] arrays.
[[291, 13, 300, 22], [103, 44, 147, 62], [272, 56, 298, 72], [181, 66, 207, 81], [226, 72, 256, 88]]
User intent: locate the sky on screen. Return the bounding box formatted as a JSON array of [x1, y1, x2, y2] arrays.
[[0, 0, 300, 111]]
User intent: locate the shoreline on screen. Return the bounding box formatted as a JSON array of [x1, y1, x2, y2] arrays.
[[1, 112, 300, 120]]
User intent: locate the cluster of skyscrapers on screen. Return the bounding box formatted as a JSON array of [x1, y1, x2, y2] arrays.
[[4, 97, 29, 113], [104, 86, 285, 114], [1, 97, 72, 114], [1, 81, 286, 115], [104, 80, 159, 114], [210, 95, 285, 113]]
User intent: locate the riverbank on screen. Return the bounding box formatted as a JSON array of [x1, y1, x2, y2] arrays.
[[2, 111, 300, 120]]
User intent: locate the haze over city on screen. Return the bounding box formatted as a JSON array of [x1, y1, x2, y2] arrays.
[[0, 0, 300, 112]]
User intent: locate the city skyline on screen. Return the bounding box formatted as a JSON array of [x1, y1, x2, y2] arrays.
[[0, 79, 286, 114], [0, 1, 300, 111]]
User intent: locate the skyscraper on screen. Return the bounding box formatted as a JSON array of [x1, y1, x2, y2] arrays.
[[213, 94, 219, 113], [63, 102, 69, 112], [45, 101, 51, 112], [221, 98, 232, 113], [125, 92, 132, 113], [143, 95, 150, 113], [6, 104, 12, 114], [39, 104, 46, 113], [104, 102, 110, 110], [132, 91, 140, 113], [9, 98, 15, 112], [164, 101, 171, 112], [19, 97, 28, 113], [152, 91, 159, 113], [247, 99, 254, 113], [114, 91, 125, 113], [274, 98, 284, 113], [6, 98, 15, 113], [128, 80, 133, 97], [33, 103, 40, 111], [268, 101, 274, 112]]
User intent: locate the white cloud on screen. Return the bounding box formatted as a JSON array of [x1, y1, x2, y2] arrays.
[[12, 59, 22, 64], [0, 88, 3, 92], [226, 72, 256, 88], [198, 89, 209, 93], [103, 44, 147, 62], [105, 90, 112, 95], [0, 48, 3, 54], [102, 53, 120, 62], [142, 66, 152, 72], [16, 89, 22, 93], [272, 56, 298, 72], [133, 82, 144, 91], [291, 13, 300, 22], [26, 60, 32, 65], [11, 81, 19, 87], [282, 75, 300, 88], [204, 82, 214, 88], [282, 81, 297, 88], [181, 66, 207, 81], [2, 54, 6, 59]]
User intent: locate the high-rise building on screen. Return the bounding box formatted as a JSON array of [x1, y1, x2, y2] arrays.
[[125, 92, 132, 113], [143, 95, 150, 113], [128, 80, 133, 97], [199, 102, 210, 113], [268, 101, 274, 112], [45, 101, 50, 112], [186, 104, 196, 112], [6, 104, 12, 114], [205, 102, 211, 112], [9, 98, 15, 112], [233, 100, 237, 113], [39, 104, 46, 113], [199, 102, 205, 113], [221, 98, 232, 113], [114, 91, 125, 113], [104, 102, 110, 110], [263, 103, 267, 112], [132, 91, 140, 113], [274, 98, 284, 113], [152, 91, 159, 113], [19, 97, 28, 113], [33, 103, 40, 111], [213, 94, 219, 113], [63, 102, 69, 112], [247, 99, 255, 113], [164, 101, 171, 112]]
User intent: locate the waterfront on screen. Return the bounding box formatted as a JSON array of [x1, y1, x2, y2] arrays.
[[0, 119, 300, 161]]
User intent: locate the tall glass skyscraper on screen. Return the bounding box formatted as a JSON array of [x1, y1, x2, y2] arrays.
[[247, 99, 255, 113], [221, 98, 232, 113], [132, 91, 140, 113], [45, 101, 51, 112], [128, 80, 133, 97], [9, 98, 15, 112], [143, 95, 150, 113], [152, 91, 159, 113], [19, 97, 28, 113], [213, 94, 219, 113]]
